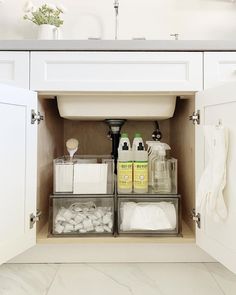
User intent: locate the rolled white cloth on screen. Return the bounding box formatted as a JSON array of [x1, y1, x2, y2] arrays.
[[197, 125, 229, 222], [120, 201, 177, 231]]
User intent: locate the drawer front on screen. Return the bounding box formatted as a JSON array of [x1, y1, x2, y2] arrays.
[[30, 52, 203, 92], [118, 196, 181, 236], [52, 196, 114, 236], [0, 52, 29, 89], [204, 52, 236, 89]]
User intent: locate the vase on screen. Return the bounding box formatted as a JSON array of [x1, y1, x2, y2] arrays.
[[37, 24, 59, 40]]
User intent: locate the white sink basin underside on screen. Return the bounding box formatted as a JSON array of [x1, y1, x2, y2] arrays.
[[57, 93, 177, 120]]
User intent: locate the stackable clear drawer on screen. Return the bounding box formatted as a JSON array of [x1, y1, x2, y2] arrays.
[[51, 196, 114, 236], [118, 196, 181, 236], [53, 155, 114, 195]]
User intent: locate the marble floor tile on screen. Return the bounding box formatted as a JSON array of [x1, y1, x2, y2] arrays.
[[0, 263, 236, 295], [47, 263, 225, 295], [204, 263, 236, 295], [0, 264, 59, 295], [136, 263, 225, 295]]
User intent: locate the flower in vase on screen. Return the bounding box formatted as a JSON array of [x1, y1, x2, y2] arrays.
[[23, 3, 65, 27]]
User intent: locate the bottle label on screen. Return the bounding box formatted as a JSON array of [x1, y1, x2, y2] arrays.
[[133, 161, 148, 190], [118, 162, 133, 190]]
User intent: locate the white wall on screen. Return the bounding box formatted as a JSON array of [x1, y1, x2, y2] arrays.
[[0, 0, 236, 40]]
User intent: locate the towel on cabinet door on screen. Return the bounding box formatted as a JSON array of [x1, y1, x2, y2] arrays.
[[120, 202, 177, 231], [197, 125, 229, 222]]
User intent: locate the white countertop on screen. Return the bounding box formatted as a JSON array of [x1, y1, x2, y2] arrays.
[[1, 40, 236, 51]]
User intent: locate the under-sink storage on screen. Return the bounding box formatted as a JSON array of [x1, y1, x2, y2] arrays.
[[36, 96, 195, 242], [51, 196, 114, 236], [118, 196, 181, 236], [53, 155, 114, 195]]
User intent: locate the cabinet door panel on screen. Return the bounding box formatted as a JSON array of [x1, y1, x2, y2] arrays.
[[0, 84, 37, 264], [31, 52, 203, 92], [196, 82, 236, 274], [0, 52, 29, 89], [204, 52, 236, 89]]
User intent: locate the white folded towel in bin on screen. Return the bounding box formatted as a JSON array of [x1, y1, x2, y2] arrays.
[[197, 125, 229, 221], [120, 202, 177, 231]]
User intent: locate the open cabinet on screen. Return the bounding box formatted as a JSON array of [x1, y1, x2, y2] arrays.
[[1, 81, 236, 274], [0, 84, 37, 264]]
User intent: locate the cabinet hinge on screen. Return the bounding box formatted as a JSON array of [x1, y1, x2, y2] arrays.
[[191, 209, 201, 229], [189, 110, 200, 125], [29, 210, 42, 229], [31, 110, 44, 125]]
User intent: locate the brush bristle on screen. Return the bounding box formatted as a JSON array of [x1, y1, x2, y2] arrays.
[[66, 138, 79, 150]]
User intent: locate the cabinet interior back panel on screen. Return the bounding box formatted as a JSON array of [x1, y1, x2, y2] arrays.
[[63, 120, 170, 155]]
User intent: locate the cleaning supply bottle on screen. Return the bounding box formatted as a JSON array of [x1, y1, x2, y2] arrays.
[[133, 142, 148, 193], [117, 141, 133, 194], [152, 143, 172, 193], [146, 141, 163, 187], [132, 133, 144, 151], [118, 133, 131, 151]]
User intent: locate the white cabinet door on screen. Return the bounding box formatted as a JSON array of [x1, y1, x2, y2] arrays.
[[204, 52, 236, 89], [0, 84, 37, 264], [0, 52, 29, 89], [30, 52, 203, 92], [196, 82, 236, 273]]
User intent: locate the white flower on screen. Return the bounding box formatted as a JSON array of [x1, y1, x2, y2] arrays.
[[23, 1, 35, 13], [46, 3, 57, 11], [56, 4, 67, 13]]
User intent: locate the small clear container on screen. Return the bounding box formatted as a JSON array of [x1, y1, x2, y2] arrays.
[[51, 196, 114, 236], [118, 196, 181, 236], [152, 157, 177, 194], [53, 155, 114, 195]]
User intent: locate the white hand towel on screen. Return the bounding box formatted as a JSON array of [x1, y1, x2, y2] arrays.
[[197, 125, 229, 222]]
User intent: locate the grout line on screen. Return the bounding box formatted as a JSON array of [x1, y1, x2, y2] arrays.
[[45, 264, 61, 295], [203, 263, 226, 295]]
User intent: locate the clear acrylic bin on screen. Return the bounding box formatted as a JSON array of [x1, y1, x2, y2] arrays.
[[51, 195, 114, 236], [118, 195, 181, 236], [117, 158, 177, 196], [53, 155, 114, 195]]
